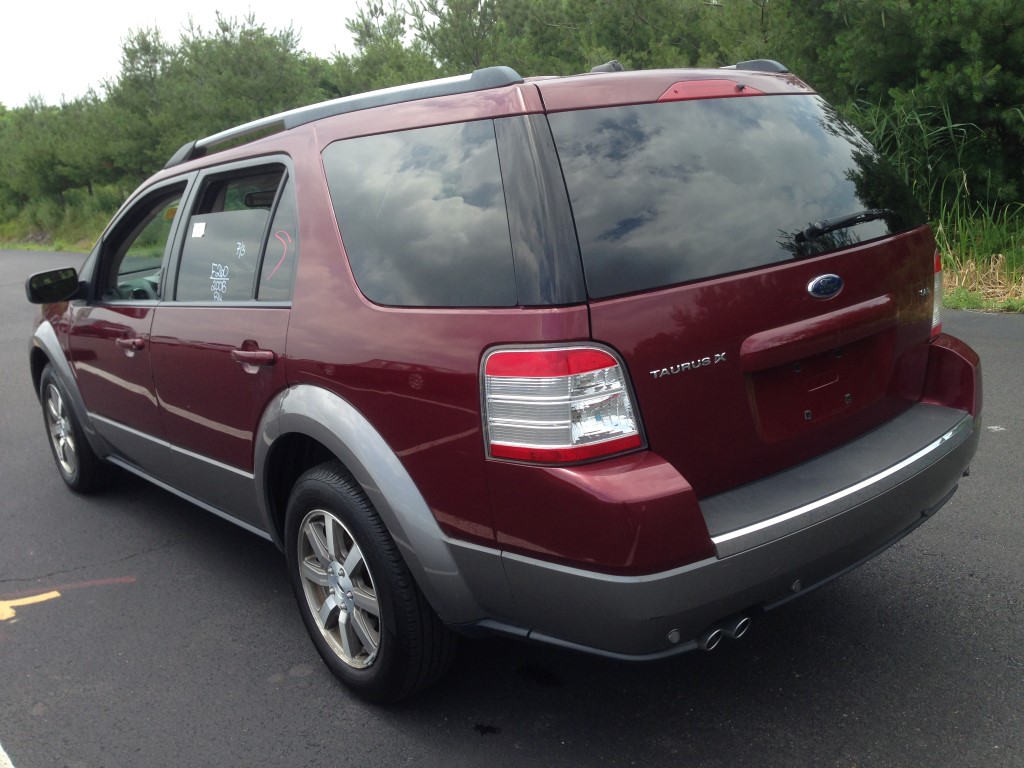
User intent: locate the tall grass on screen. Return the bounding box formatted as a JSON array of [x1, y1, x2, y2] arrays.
[[848, 98, 977, 216], [935, 199, 1024, 307], [847, 96, 1024, 310]]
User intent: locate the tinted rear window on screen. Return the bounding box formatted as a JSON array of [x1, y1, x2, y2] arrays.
[[323, 120, 517, 307], [548, 95, 925, 298]]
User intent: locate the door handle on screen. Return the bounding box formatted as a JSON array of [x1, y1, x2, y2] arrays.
[[232, 348, 276, 371], [115, 337, 146, 352]]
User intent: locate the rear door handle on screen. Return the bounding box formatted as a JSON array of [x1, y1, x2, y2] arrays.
[[232, 348, 276, 372]]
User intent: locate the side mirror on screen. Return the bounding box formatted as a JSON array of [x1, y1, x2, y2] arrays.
[[25, 267, 82, 304]]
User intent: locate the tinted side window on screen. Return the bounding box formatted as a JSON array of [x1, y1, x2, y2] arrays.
[[177, 210, 269, 301], [175, 168, 284, 302], [548, 95, 926, 298], [101, 186, 186, 302], [257, 176, 298, 302], [323, 121, 517, 307]]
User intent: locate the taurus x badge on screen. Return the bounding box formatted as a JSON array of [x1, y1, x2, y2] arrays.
[[650, 352, 727, 380]]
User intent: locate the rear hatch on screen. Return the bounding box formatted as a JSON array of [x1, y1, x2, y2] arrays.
[[539, 71, 936, 497]]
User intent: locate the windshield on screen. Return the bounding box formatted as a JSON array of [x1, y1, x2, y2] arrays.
[[547, 94, 925, 298]]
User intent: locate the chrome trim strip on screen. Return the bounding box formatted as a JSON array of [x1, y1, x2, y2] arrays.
[[91, 413, 164, 445], [168, 443, 254, 479], [711, 415, 972, 547], [91, 413, 254, 479], [501, 548, 714, 585]]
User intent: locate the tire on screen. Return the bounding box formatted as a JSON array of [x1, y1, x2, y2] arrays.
[[284, 461, 455, 703], [39, 364, 118, 493]]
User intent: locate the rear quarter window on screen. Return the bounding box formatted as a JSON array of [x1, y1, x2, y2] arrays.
[[548, 94, 925, 298], [322, 120, 517, 307]]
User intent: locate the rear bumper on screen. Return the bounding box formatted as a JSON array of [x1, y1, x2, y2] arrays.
[[464, 402, 978, 659], [702, 404, 973, 557]]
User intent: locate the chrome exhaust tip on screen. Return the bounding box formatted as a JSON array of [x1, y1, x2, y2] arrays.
[[698, 626, 723, 651], [720, 614, 751, 640]]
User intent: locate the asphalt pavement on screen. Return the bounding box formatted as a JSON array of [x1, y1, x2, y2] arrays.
[[1, 249, 1021, 768]]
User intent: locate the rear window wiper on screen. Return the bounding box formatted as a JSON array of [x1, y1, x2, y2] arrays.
[[795, 209, 891, 244]]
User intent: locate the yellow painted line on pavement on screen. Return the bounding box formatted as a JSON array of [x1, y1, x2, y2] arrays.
[[0, 591, 61, 621]]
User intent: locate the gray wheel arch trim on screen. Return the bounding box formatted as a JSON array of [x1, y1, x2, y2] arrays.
[[30, 321, 113, 458], [255, 383, 493, 624]]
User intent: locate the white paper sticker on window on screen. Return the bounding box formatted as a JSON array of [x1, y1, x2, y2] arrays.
[[192, 222, 207, 238]]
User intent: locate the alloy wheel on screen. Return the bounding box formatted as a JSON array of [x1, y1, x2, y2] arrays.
[[297, 509, 382, 669], [45, 383, 77, 477]]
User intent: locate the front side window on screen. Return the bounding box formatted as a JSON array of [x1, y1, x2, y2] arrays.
[[548, 95, 926, 298], [322, 120, 517, 307], [100, 188, 185, 301]]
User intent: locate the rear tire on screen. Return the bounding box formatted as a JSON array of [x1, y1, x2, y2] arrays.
[[284, 461, 455, 703], [39, 364, 117, 493]]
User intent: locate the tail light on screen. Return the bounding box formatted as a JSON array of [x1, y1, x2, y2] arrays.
[[931, 249, 943, 340], [482, 346, 643, 463]]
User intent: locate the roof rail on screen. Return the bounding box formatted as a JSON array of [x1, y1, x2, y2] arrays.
[[590, 60, 626, 73], [164, 66, 525, 169], [720, 59, 789, 73]]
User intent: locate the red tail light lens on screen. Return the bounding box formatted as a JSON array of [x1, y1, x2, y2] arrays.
[[483, 346, 643, 463], [931, 249, 943, 339]]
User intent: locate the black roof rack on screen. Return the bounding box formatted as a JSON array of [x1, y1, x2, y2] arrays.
[[164, 66, 525, 169], [590, 60, 626, 73], [720, 59, 789, 73]]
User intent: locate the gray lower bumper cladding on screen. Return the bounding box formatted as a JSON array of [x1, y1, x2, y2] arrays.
[[453, 403, 978, 660]]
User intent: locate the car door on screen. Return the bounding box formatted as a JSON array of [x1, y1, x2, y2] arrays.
[[149, 162, 297, 528], [68, 180, 189, 474]]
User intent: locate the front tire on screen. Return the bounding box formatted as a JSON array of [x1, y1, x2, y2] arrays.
[[284, 461, 454, 703], [39, 364, 117, 493]]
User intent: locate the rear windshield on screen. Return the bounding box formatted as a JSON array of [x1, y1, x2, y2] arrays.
[[548, 94, 925, 298]]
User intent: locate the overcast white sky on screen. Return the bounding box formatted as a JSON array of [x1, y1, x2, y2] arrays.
[[1, 1, 365, 108]]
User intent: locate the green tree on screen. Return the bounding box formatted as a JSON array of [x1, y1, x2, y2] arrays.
[[410, 0, 514, 73], [101, 16, 327, 185], [100, 27, 178, 181], [695, 0, 1024, 209], [326, 2, 439, 94], [4, 0, 1022, 243], [171, 13, 327, 131], [0, 98, 107, 232], [579, 0, 706, 69]]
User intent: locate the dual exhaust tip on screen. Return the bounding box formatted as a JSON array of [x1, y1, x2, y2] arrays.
[[697, 614, 751, 651]]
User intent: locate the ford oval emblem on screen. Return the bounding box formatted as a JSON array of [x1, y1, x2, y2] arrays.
[[807, 274, 844, 300]]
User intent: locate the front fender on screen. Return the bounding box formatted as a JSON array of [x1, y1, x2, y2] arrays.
[[30, 319, 114, 460]]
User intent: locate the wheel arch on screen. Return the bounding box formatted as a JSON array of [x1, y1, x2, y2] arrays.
[[30, 322, 70, 400], [29, 322, 112, 458], [255, 384, 489, 625], [30, 344, 50, 398]]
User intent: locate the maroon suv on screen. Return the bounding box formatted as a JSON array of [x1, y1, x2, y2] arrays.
[[26, 61, 982, 702]]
